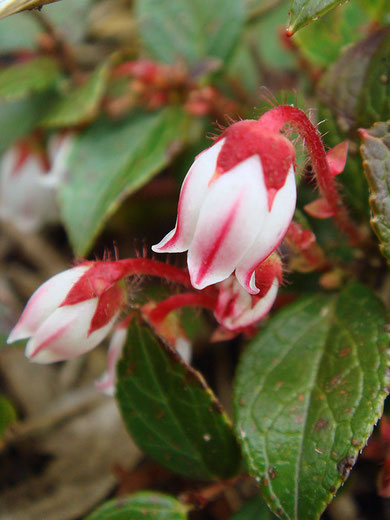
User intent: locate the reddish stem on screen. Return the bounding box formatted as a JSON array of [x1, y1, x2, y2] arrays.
[[115, 258, 192, 288], [258, 106, 363, 247], [148, 292, 217, 323]]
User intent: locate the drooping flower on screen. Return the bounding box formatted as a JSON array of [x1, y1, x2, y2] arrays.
[[0, 134, 72, 233], [152, 119, 296, 294], [7, 261, 126, 363], [214, 253, 283, 331]]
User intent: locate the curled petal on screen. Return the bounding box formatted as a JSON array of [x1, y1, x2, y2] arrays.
[[236, 166, 296, 293], [188, 156, 268, 290], [95, 327, 127, 395], [25, 299, 117, 364], [7, 266, 90, 343], [152, 139, 225, 253]]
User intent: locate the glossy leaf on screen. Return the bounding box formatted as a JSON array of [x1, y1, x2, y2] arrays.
[[287, 0, 349, 34], [0, 57, 61, 101], [84, 492, 189, 520], [59, 107, 188, 255], [360, 121, 390, 262], [41, 63, 110, 128], [116, 318, 241, 481], [235, 283, 389, 520], [134, 0, 245, 65]]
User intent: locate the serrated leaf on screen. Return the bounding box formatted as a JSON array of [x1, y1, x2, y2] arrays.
[[59, 107, 188, 255], [41, 63, 110, 128], [134, 0, 245, 65], [0, 57, 61, 101], [287, 0, 349, 34], [234, 283, 389, 520], [0, 0, 61, 20], [116, 319, 241, 481], [232, 495, 276, 520], [360, 121, 390, 262], [0, 395, 16, 438], [84, 492, 189, 520], [320, 27, 390, 133]]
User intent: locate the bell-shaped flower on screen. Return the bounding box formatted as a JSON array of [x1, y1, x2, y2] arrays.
[[0, 134, 73, 233], [152, 119, 296, 294], [7, 261, 127, 363], [214, 254, 282, 331]]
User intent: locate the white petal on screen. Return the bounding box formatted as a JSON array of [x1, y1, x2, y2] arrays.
[[7, 266, 90, 343], [25, 299, 117, 363], [152, 138, 225, 253], [187, 156, 268, 290], [95, 327, 127, 395], [236, 166, 296, 293], [175, 337, 192, 364]]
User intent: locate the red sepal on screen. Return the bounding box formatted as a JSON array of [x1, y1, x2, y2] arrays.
[[216, 120, 296, 192], [88, 284, 125, 335], [326, 141, 348, 177], [62, 261, 127, 306], [304, 198, 334, 219]]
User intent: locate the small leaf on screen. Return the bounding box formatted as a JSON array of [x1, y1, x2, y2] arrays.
[[232, 495, 276, 520], [84, 492, 189, 520], [59, 107, 188, 255], [360, 121, 390, 262], [234, 283, 389, 520], [0, 395, 17, 438], [304, 198, 334, 219], [116, 318, 242, 481], [0, 0, 61, 20], [287, 0, 349, 34], [134, 0, 245, 65], [41, 63, 110, 128], [326, 141, 348, 177], [0, 57, 61, 101]]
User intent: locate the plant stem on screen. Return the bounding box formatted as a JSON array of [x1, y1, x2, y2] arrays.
[[147, 292, 217, 323], [116, 258, 192, 288]]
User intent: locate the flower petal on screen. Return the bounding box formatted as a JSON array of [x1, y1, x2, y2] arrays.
[[95, 327, 127, 395], [152, 138, 225, 253], [188, 156, 268, 290], [236, 166, 296, 293], [25, 298, 117, 363], [7, 265, 91, 343]]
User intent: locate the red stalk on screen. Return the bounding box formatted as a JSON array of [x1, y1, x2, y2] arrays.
[[147, 292, 217, 324], [258, 106, 363, 246], [115, 258, 192, 287]]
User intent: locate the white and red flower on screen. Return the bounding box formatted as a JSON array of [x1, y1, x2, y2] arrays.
[[7, 262, 126, 363], [152, 119, 296, 294], [0, 134, 72, 233], [214, 254, 282, 331]]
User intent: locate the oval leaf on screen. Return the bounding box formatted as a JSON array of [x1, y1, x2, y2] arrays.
[[116, 318, 242, 481], [0, 57, 61, 101], [59, 107, 188, 255], [84, 492, 189, 520], [287, 0, 349, 34], [134, 0, 245, 65], [360, 121, 390, 262], [232, 495, 276, 520], [234, 283, 389, 520]]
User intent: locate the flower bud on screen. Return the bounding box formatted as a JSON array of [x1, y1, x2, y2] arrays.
[[7, 262, 126, 363], [214, 254, 283, 331], [152, 119, 296, 294]]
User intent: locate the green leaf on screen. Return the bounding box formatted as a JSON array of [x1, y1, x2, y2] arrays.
[[41, 63, 110, 128], [234, 283, 389, 520], [0, 92, 55, 155], [0, 395, 17, 438], [0, 57, 61, 101], [287, 0, 349, 34], [134, 0, 245, 65], [293, 2, 368, 67], [116, 319, 242, 481], [232, 495, 276, 520], [84, 492, 189, 520], [319, 27, 390, 134], [360, 121, 390, 262], [59, 107, 188, 255]]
